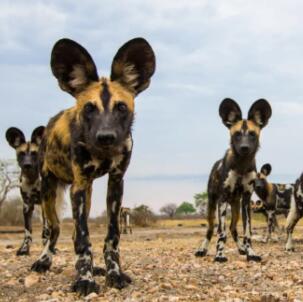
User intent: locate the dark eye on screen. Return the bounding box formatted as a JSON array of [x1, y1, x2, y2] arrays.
[[18, 151, 25, 157], [249, 131, 256, 139], [117, 102, 128, 112], [30, 151, 38, 157], [234, 131, 241, 139], [83, 102, 96, 115]]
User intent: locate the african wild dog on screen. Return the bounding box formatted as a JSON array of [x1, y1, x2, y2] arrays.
[[120, 207, 132, 234], [253, 164, 303, 251], [30, 37, 155, 295], [195, 98, 272, 262], [251, 199, 283, 241], [252, 164, 289, 242], [5, 126, 47, 255]]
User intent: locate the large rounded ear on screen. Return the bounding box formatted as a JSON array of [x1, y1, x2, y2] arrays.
[[31, 126, 45, 145], [51, 38, 99, 96], [219, 98, 242, 128], [261, 163, 272, 176], [248, 99, 272, 128], [6, 127, 26, 149], [110, 38, 156, 95]]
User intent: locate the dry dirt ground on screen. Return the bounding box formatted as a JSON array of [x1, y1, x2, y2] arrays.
[[1, 220, 303, 302]]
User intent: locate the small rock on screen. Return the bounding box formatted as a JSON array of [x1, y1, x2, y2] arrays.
[[85, 292, 98, 300], [24, 273, 40, 287]]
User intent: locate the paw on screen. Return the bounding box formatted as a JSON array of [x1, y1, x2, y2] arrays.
[[72, 278, 100, 296], [247, 255, 262, 262], [195, 249, 207, 257], [106, 272, 132, 289], [16, 247, 30, 256], [238, 248, 246, 255], [31, 258, 51, 273], [93, 266, 106, 276], [286, 247, 295, 252], [214, 256, 228, 263]]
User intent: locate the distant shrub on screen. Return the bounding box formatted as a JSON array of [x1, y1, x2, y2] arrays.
[[132, 204, 156, 227], [0, 197, 41, 226]]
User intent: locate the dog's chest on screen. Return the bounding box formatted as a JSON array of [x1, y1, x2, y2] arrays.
[[20, 177, 41, 204], [82, 153, 126, 178], [223, 169, 256, 193]]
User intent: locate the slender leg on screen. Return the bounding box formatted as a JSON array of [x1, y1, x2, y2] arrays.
[[242, 192, 261, 262], [104, 175, 131, 289], [195, 195, 217, 257], [31, 172, 60, 272], [71, 184, 99, 295], [230, 197, 246, 255], [285, 209, 301, 251], [265, 210, 275, 242], [41, 207, 50, 246], [214, 200, 228, 262], [17, 200, 34, 256]]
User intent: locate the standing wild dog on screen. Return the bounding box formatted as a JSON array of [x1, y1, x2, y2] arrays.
[[120, 207, 132, 234], [252, 164, 288, 242], [30, 37, 155, 295], [5, 126, 47, 255], [195, 98, 272, 262], [254, 164, 303, 250]]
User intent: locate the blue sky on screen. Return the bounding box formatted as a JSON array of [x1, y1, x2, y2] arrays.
[[1, 1, 303, 214]]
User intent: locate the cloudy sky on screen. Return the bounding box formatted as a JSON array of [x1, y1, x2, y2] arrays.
[[1, 0, 303, 215]]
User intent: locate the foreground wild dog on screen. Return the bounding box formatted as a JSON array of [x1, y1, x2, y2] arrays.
[[5, 126, 46, 255], [254, 164, 303, 250], [120, 207, 132, 234], [30, 38, 155, 295], [195, 98, 272, 262]]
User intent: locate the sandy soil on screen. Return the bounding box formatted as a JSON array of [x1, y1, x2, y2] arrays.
[[1, 222, 303, 302]]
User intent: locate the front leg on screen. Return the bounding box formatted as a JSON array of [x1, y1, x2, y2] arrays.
[[104, 175, 132, 289], [264, 210, 275, 242], [242, 192, 261, 262], [17, 199, 34, 256], [214, 196, 228, 263], [71, 184, 99, 296]]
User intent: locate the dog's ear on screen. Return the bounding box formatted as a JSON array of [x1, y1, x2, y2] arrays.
[[111, 38, 156, 95], [248, 99, 272, 128], [31, 126, 45, 145], [6, 127, 26, 149], [51, 38, 99, 96], [261, 163, 272, 176], [219, 98, 242, 128]]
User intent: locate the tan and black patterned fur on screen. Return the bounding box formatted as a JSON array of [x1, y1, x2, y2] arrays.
[[5, 126, 46, 256], [30, 37, 155, 296], [195, 98, 272, 262]]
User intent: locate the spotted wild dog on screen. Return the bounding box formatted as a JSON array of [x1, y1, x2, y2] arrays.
[[120, 207, 132, 234], [195, 98, 272, 262], [253, 164, 303, 251], [30, 37, 155, 295], [251, 199, 282, 241], [5, 126, 47, 255], [252, 164, 289, 242]]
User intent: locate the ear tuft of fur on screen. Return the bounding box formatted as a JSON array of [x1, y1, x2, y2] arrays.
[[31, 126, 45, 145], [248, 99, 272, 128], [219, 98, 242, 128], [260, 163, 272, 176]]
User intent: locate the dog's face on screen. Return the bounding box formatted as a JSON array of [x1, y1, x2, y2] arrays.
[[6, 126, 45, 177], [219, 98, 272, 157], [50, 38, 155, 150], [254, 163, 272, 198]]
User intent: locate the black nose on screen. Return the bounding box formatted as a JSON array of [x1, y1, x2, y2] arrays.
[[240, 145, 250, 154], [96, 131, 117, 146], [23, 163, 32, 170]]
